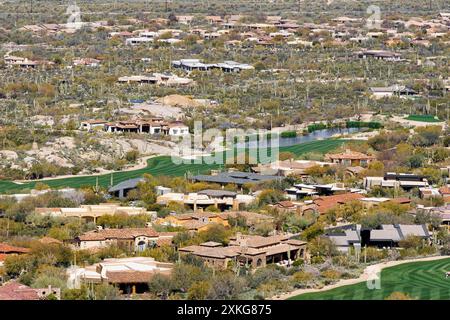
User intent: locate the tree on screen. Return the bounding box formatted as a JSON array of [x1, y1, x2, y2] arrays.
[[292, 271, 313, 287], [249, 266, 283, 289], [257, 189, 286, 206], [199, 224, 231, 245], [385, 292, 414, 300], [148, 273, 173, 299], [410, 126, 442, 147], [93, 283, 121, 300], [307, 237, 339, 258], [206, 273, 246, 300], [187, 281, 211, 300], [3, 254, 34, 277], [302, 223, 324, 241], [398, 235, 422, 249]]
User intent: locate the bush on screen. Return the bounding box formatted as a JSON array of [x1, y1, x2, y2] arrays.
[[364, 247, 387, 262], [346, 121, 382, 129], [320, 269, 341, 280], [292, 259, 304, 267], [307, 123, 327, 133], [280, 131, 297, 138], [310, 256, 325, 264], [385, 292, 414, 300], [399, 248, 419, 259]]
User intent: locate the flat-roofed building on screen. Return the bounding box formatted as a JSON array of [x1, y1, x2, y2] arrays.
[[67, 257, 173, 294], [35, 202, 152, 222]]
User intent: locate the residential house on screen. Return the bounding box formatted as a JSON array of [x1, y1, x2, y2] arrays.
[[79, 120, 108, 131], [325, 149, 375, 167], [205, 16, 223, 24], [156, 189, 255, 211], [430, 205, 450, 230], [175, 15, 194, 24], [172, 59, 254, 72], [0, 243, 30, 267], [179, 233, 307, 269], [359, 197, 411, 209], [357, 50, 403, 61], [74, 227, 174, 251], [104, 119, 189, 137], [192, 171, 283, 187], [0, 281, 60, 300], [67, 257, 173, 294], [312, 193, 365, 214], [108, 178, 145, 199], [155, 212, 230, 233], [73, 58, 101, 67], [285, 182, 363, 200], [363, 173, 429, 190], [370, 85, 418, 99], [325, 224, 431, 252], [117, 73, 192, 86], [269, 200, 318, 215], [125, 37, 153, 45], [4, 55, 39, 68], [419, 187, 442, 199], [252, 159, 335, 177], [35, 202, 153, 223]]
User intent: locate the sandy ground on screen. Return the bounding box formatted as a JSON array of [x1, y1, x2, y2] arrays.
[[272, 255, 450, 300]]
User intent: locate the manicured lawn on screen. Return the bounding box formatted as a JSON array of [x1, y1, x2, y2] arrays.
[[0, 139, 350, 193], [290, 258, 450, 300], [404, 115, 442, 123]]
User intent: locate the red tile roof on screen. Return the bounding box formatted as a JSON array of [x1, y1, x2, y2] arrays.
[[0, 243, 30, 254], [0, 281, 40, 300], [313, 193, 364, 214], [439, 186, 450, 195]]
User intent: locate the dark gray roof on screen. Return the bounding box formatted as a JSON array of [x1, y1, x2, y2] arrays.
[[192, 171, 282, 185], [198, 189, 237, 197], [108, 178, 145, 192]]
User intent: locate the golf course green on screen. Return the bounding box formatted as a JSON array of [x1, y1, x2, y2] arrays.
[[290, 258, 450, 300], [0, 138, 349, 194], [404, 115, 442, 123]]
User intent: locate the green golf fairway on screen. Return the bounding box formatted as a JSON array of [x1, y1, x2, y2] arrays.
[[0, 139, 349, 193], [404, 115, 442, 123], [290, 258, 450, 300]]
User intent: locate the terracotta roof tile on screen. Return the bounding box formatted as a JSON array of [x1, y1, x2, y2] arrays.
[[439, 186, 450, 195], [0, 243, 30, 254], [314, 193, 364, 214], [0, 281, 40, 300]]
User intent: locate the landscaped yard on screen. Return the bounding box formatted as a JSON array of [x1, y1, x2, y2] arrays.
[[404, 114, 442, 122], [0, 139, 350, 193], [290, 258, 450, 300]]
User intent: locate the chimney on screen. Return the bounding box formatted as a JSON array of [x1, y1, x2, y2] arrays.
[[236, 232, 242, 244]]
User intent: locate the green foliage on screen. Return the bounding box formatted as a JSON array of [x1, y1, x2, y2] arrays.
[[346, 121, 382, 129], [257, 189, 286, 206]]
